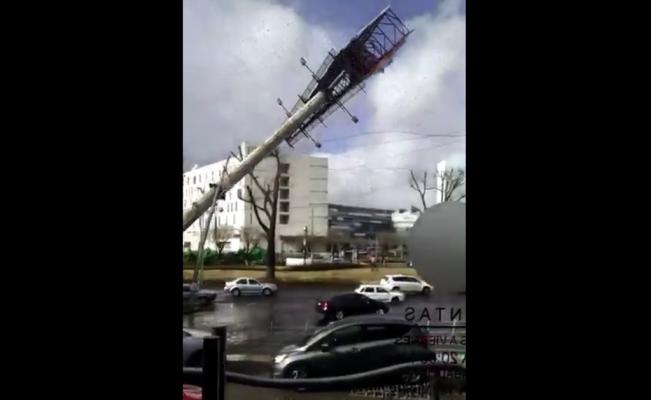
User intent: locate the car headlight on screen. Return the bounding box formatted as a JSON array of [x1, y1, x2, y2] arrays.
[[274, 354, 287, 364]]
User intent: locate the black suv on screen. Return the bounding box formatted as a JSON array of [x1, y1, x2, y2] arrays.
[[315, 293, 389, 321], [273, 316, 434, 382]]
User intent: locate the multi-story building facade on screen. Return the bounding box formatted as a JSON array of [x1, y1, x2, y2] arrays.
[[183, 142, 328, 254]]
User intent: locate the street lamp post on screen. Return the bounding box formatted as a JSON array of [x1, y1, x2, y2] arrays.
[[303, 226, 308, 266]]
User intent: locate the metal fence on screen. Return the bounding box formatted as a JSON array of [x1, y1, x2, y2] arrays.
[[182, 326, 466, 400]]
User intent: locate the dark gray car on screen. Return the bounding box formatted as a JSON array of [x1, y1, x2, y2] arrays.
[[272, 316, 434, 382], [183, 328, 211, 367]]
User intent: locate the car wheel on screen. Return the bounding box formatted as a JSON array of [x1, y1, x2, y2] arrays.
[[231, 288, 241, 297], [263, 288, 272, 296], [287, 366, 308, 379], [376, 308, 385, 315], [335, 311, 345, 320], [392, 287, 400, 292], [421, 287, 431, 295], [391, 297, 400, 303]]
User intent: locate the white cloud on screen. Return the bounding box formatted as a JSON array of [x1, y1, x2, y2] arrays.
[[320, 0, 466, 209], [183, 0, 336, 168], [184, 0, 466, 210]]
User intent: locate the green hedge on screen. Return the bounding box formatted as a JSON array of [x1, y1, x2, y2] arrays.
[[183, 247, 266, 266]]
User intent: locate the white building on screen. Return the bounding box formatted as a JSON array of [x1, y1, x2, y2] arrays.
[[183, 142, 329, 254], [391, 208, 421, 232]]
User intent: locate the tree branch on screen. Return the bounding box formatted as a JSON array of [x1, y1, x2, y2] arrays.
[[239, 189, 267, 214], [246, 185, 270, 232]]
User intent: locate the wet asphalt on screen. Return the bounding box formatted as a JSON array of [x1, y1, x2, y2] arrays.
[[183, 284, 466, 366], [184, 284, 466, 399]]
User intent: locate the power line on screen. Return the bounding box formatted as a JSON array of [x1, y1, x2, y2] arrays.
[[328, 139, 465, 171], [320, 130, 464, 143], [291, 134, 464, 160]]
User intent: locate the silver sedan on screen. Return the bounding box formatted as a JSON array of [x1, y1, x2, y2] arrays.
[[224, 277, 278, 297]]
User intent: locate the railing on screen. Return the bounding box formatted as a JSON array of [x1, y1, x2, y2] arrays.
[[183, 326, 466, 400]]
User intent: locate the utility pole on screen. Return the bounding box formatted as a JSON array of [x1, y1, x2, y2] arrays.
[[183, 92, 326, 231], [193, 184, 222, 287]]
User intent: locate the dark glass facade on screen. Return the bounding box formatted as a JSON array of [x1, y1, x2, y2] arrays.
[[327, 203, 395, 240]]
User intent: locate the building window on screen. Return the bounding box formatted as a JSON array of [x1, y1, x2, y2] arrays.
[[237, 189, 242, 199], [250, 212, 253, 224], [280, 163, 290, 174], [280, 215, 289, 224], [280, 202, 290, 212], [193, 176, 196, 184], [280, 176, 290, 187], [235, 202, 237, 212], [280, 189, 289, 200]]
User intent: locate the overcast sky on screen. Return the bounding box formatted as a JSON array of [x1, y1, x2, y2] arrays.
[[184, 0, 465, 210]]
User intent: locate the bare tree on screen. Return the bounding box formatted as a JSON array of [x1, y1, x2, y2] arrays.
[[212, 224, 234, 259], [409, 170, 436, 210], [235, 149, 281, 280], [409, 167, 466, 209], [435, 168, 466, 202], [241, 226, 263, 265]]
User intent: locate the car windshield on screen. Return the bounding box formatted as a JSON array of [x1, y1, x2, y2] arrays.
[[301, 321, 338, 346]]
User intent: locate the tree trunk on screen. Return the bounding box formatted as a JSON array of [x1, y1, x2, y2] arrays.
[[265, 231, 276, 280], [266, 151, 280, 281]]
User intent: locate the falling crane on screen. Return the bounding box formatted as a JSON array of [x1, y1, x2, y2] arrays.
[[183, 6, 412, 232]]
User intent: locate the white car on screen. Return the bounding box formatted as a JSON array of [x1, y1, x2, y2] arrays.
[[355, 284, 405, 303], [379, 274, 433, 295], [224, 277, 278, 297]]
